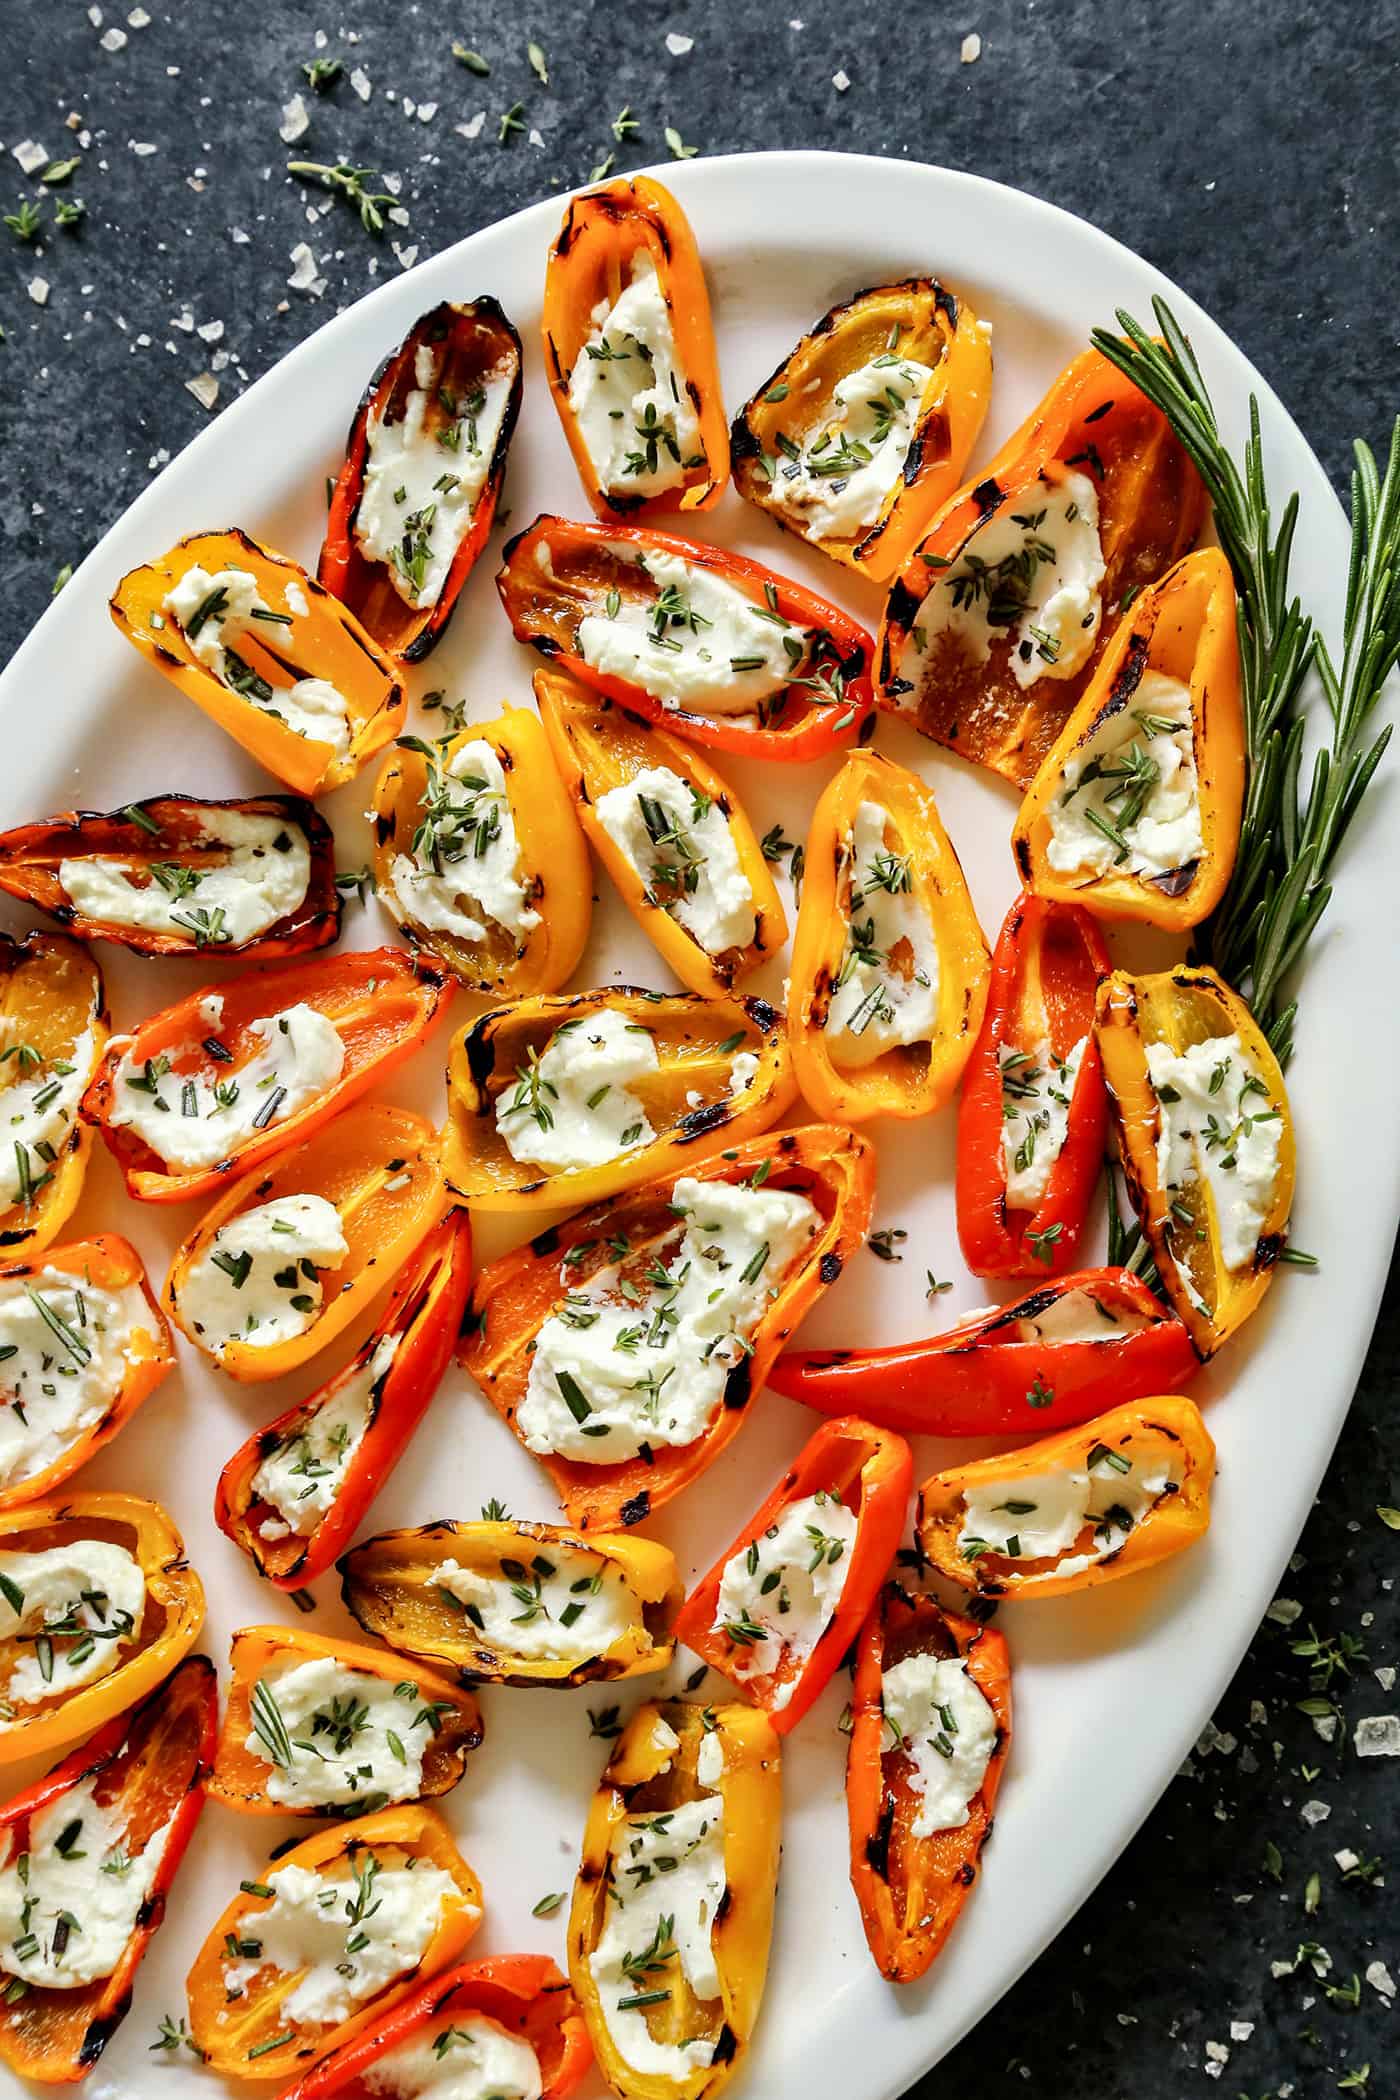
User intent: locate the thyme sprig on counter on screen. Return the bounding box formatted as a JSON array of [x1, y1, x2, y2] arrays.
[[1090, 299, 1400, 1067]]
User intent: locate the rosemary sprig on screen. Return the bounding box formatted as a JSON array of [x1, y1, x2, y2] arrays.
[[1090, 298, 1399, 1065]]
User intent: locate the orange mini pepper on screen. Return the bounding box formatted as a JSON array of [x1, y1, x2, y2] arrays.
[[674, 1416, 911, 1734], [769, 1265, 1198, 1440], [731, 276, 993, 582], [568, 1701, 779, 2100], [788, 750, 989, 1122], [916, 1394, 1215, 1599], [955, 890, 1111, 1276], [847, 1588, 1010, 1983], [163, 1103, 444, 1382], [1012, 547, 1244, 927], [0, 1236, 174, 1511], [206, 1626, 482, 1817], [878, 346, 1207, 786], [320, 297, 523, 661], [215, 1210, 472, 1590], [110, 529, 405, 796], [0, 1654, 216, 2084], [542, 175, 728, 520], [443, 986, 795, 1213], [185, 1803, 484, 2079], [498, 516, 876, 763], [0, 794, 340, 959], [1095, 962, 1296, 1355], [370, 706, 592, 997], [83, 946, 450, 1204], [0, 933, 107, 1263], [0, 1493, 205, 1763], [274, 1955, 593, 2100], [459, 1126, 876, 1533], [339, 1518, 682, 1688], [536, 663, 788, 998]]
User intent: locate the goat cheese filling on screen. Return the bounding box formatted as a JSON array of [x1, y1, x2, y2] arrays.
[[243, 1658, 444, 1810], [58, 809, 313, 949], [0, 1772, 174, 1986], [712, 1488, 857, 1706], [0, 1027, 93, 1210], [575, 547, 805, 715], [252, 1334, 400, 1541], [899, 469, 1105, 692], [880, 1652, 998, 1837], [595, 765, 756, 956], [495, 1011, 658, 1172], [107, 1003, 345, 1173], [386, 739, 540, 948], [1046, 669, 1203, 880], [590, 1791, 726, 2083], [0, 1539, 145, 1715], [0, 1268, 158, 1494], [827, 801, 938, 1065], [175, 1193, 349, 1358], [355, 344, 512, 609], [221, 1854, 462, 2026], [958, 1442, 1179, 1576], [566, 253, 700, 499], [517, 1176, 819, 1463], [361, 2015, 542, 2099], [163, 566, 353, 757], [774, 353, 937, 538], [999, 1036, 1087, 1209], [1146, 1032, 1283, 1272], [435, 1542, 643, 1663]]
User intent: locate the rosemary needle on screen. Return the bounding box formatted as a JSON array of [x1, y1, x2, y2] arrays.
[[1090, 297, 1399, 1066]]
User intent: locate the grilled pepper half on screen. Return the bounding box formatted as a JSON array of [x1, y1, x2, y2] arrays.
[[83, 946, 450, 1204], [955, 891, 1110, 1276], [163, 1103, 444, 1382], [536, 663, 787, 999], [1012, 547, 1244, 927], [917, 1394, 1215, 1599], [1096, 962, 1296, 1355], [110, 528, 404, 796], [207, 1626, 482, 1817], [185, 1802, 483, 2080], [320, 297, 523, 661], [788, 750, 989, 1122], [0, 1493, 205, 1764], [731, 277, 993, 583], [498, 516, 876, 763], [0, 795, 340, 959], [769, 1266, 1198, 1438], [444, 987, 795, 1212], [215, 1210, 472, 1590], [0, 934, 107, 1262], [459, 1126, 875, 1531], [674, 1416, 911, 1734], [568, 1700, 780, 2100], [0, 1237, 174, 1512], [543, 175, 728, 521], [340, 1519, 681, 1688], [370, 706, 592, 997], [274, 1955, 593, 2100], [0, 1653, 215, 2084], [847, 1587, 1010, 1983], [878, 346, 1206, 785]]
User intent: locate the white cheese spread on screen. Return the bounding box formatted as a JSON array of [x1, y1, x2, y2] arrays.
[[495, 1010, 658, 1172], [0, 1028, 93, 1209], [163, 565, 353, 758], [594, 765, 756, 956], [107, 1003, 345, 1173], [244, 1657, 443, 1810], [826, 800, 938, 1064], [59, 808, 313, 950], [252, 1334, 399, 1539], [999, 1035, 1087, 1209], [0, 1268, 159, 1495], [386, 739, 540, 948], [774, 354, 937, 538], [958, 1441, 1179, 1575], [880, 1652, 998, 1837], [590, 1791, 725, 2083], [0, 1539, 145, 1713], [712, 1488, 857, 1706], [1145, 1032, 1283, 1271], [566, 253, 700, 500], [575, 547, 803, 715], [436, 1541, 643, 1663], [362, 2014, 542, 2099], [174, 1193, 349, 1359], [0, 1772, 174, 1986], [1046, 669, 1203, 881]]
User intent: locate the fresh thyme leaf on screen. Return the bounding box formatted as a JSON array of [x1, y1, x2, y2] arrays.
[[286, 160, 395, 237], [664, 125, 699, 160]]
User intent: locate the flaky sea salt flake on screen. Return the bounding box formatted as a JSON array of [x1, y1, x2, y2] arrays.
[[1355, 1714, 1400, 1758], [961, 31, 981, 63], [279, 94, 310, 144], [185, 372, 219, 410]]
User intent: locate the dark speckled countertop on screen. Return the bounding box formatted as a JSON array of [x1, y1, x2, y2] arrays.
[[0, 2, 1396, 2092]]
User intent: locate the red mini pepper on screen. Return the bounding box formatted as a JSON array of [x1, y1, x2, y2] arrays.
[[0, 1654, 216, 2084], [495, 514, 877, 761], [768, 1266, 1199, 1438], [275, 1955, 593, 2100], [847, 1587, 1010, 1983], [674, 1417, 911, 1734], [215, 1209, 472, 1589], [956, 892, 1110, 1277]]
